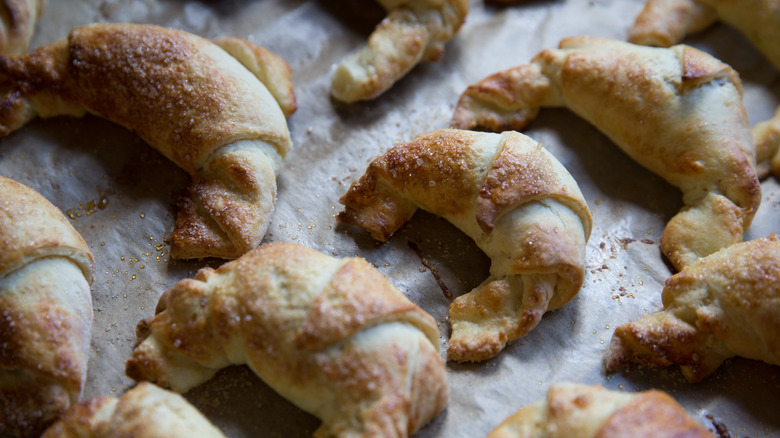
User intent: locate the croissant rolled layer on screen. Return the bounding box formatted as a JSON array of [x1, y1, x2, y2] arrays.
[[606, 234, 780, 382], [0, 23, 296, 259], [338, 129, 591, 362], [0, 176, 93, 438], [126, 241, 447, 438]]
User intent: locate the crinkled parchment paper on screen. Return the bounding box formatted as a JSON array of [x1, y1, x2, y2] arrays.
[[1, 0, 778, 436]]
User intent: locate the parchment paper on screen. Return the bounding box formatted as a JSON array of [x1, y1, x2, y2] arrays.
[[1, 0, 778, 437]]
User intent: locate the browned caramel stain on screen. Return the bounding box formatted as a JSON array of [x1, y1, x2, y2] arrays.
[[408, 240, 453, 301]]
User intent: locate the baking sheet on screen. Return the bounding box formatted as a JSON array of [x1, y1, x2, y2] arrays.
[[1, 0, 779, 436]]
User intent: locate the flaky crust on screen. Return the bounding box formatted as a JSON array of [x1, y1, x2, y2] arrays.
[[330, 0, 469, 103], [452, 36, 760, 271], [488, 383, 713, 438], [125, 242, 447, 438], [606, 234, 780, 382], [0, 0, 43, 54], [0, 176, 93, 437], [0, 23, 296, 259], [338, 129, 591, 362], [41, 382, 226, 438]]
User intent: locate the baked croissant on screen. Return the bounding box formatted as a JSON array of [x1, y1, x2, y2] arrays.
[[605, 234, 780, 382], [451, 36, 761, 271], [337, 129, 592, 362], [488, 383, 714, 438], [628, 0, 780, 69], [41, 382, 226, 438], [330, 0, 469, 103], [0, 176, 93, 437], [0, 0, 43, 54], [125, 241, 448, 438], [0, 23, 297, 260]]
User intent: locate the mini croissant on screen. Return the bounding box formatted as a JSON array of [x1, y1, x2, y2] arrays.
[[488, 383, 714, 438], [0, 23, 297, 260], [338, 129, 591, 362], [0, 0, 43, 54], [452, 36, 760, 271], [41, 382, 226, 438], [330, 0, 469, 103], [606, 234, 780, 382], [125, 241, 448, 438], [0, 176, 93, 437]]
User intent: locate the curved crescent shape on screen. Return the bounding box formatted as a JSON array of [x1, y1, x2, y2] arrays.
[[0, 0, 43, 54], [451, 36, 760, 271], [125, 242, 447, 438], [330, 0, 469, 103], [41, 382, 226, 438], [488, 383, 713, 438], [0, 23, 296, 260], [0, 175, 93, 438], [338, 129, 591, 362], [606, 234, 780, 382]]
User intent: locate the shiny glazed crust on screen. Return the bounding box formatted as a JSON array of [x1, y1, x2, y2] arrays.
[[488, 383, 714, 438], [0, 176, 93, 437], [606, 234, 780, 382], [330, 0, 469, 103], [338, 129, 591, 362], [0, 23, 296, 259], [0, 0, 43, 54], [451, 36, 760, 271], [41, 382, 226, 438], [125, 242, 448, 438]]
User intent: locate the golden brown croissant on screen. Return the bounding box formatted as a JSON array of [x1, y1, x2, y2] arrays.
[[0, 176, 93, 437], [605, 234, 780, 382], [41, 382, 226, 438], [488, 383, 714, 438], [628, 0, 780, 69], [0, 0, 43, 54], [337, 129, 591, 362], [0, 23, 296, 260], [451, 36, 760, 271], [125, 241, 448, 438], [330, 0, 469, 103]]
